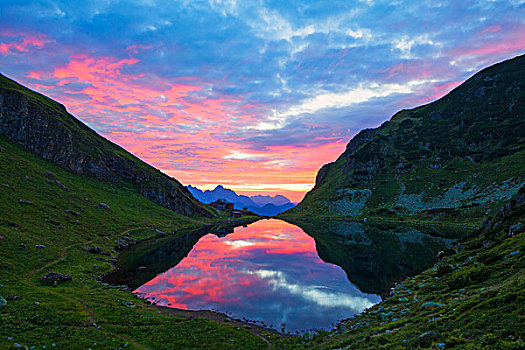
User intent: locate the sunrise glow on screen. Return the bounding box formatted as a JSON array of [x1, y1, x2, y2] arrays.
[[1, 1, 524, 202]]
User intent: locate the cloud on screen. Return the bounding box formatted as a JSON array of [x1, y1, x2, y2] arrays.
[[0, 32, 54, 56], [251, 80, 434, 131], [1, 0, 524, 201]]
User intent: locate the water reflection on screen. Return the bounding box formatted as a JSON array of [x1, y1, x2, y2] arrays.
[[134, 219, 380, 333], [114, 219, 463, 333], [290, 220, 461, 295]]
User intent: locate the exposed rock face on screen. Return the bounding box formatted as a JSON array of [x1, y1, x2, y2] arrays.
[[291, 54, 525, 221], [0, 74, 212, 217]]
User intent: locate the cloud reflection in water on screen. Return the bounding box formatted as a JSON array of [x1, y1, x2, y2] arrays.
[[135, 219, 381, 332]]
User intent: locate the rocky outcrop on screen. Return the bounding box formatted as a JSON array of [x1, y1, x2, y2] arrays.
[[0, 74, 212, 217]]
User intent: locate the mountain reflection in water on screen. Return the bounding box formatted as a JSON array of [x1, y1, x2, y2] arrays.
[[134, 220, 379, 332], [120, 219, 460, 333]]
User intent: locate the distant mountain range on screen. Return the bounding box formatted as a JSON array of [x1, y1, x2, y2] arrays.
[[187, 185, 295, 216]]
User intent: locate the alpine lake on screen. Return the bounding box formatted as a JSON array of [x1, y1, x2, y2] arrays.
[[105, 219, 469, 334]]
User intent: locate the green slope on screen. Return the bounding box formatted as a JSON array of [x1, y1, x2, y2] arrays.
[[0, 73, 213, 217], [288, 54, 525, 224], [0, 136, 266, 349], [274, 187, 525, 349]]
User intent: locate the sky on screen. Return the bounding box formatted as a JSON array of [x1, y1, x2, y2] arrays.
[[1, 0, 524, 202]]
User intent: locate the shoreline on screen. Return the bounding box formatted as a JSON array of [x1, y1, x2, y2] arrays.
[[98, 215, 290, 342]]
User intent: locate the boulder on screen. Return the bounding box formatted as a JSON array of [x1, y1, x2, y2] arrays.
[[41, 272, 72, 285], [98, 203, 110, 210], [509, 222, 523, 236], [83, 246, 110, 255]]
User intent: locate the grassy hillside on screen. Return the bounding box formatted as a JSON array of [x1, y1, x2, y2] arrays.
[[275, 187, 525, 349], [0, 73, 213, 217], [288, 55, 525, 223], [0, 136, 266, 349]]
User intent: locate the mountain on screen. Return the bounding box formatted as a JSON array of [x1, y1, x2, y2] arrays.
[[187, 184, 295, 216], [288, 55, 525, 223], [0, 73, 212, 217], [250, 194, 291, 206], [249, 202, 296, 216], [187, 185, 257, 207]]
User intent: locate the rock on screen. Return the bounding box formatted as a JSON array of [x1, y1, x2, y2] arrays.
[[41, 272, 72, 285], [92, 264, 97, 268], [509, 222, 523, 236], [24, 175, 29, 180], [138, 266, 147, 270], [34, 301, 40, 305], [65, 210, 80, 216], [19, 244, 25, 249], [48, 179, 68, 191], [224, 317, 232, 322], [35, 245, 45, 248], [0, 295, 7, 306], [419, 331, 436, 338], [83, 247, 110, 255], [98, 203, 110, 210], [437, 343, 446, 349], [18, 199, 33, 205], [45, 171, 55, 178], [6, 295, 21, 300], [421, 302, 444, 309], [1, 183, 11, 189]]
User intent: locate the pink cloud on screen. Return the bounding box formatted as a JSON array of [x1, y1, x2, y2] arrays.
[[0, 32, 53, 56], [25, 53, 321, 198], [451, 24, 525, 64], [481, 25, 502, 34]]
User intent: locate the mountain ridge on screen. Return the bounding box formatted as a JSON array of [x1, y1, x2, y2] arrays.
[[288, 54, 525, 223], [0, 73, 212, 217], [187, 184, 295, 216]]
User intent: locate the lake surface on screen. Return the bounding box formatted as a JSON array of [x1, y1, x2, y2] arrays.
[[115, 219, 461, 333], [134, 219, 381, 333]]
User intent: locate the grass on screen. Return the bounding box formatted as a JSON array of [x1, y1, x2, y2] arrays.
[[0, 136, 266, 349], [274, 188, 525, 349]]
